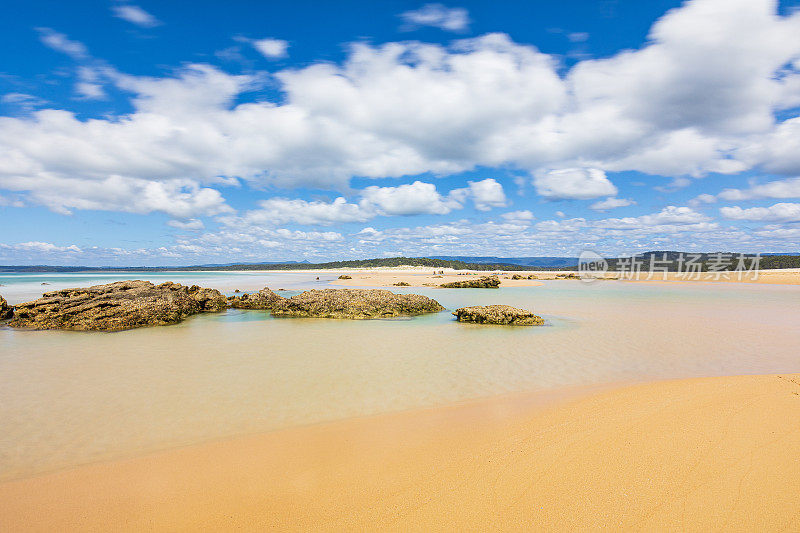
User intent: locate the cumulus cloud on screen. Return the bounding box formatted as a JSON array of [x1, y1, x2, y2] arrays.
[[1, 241, 82, 253], [719, 177, 800, 201], [590, 197, 635, 211], [218, 180, 497, 228], [6, 0, 800, 226], [720, 202, 800, 222], [252, 38, 289, 58], [400, 4, 470, 32], [534, 168, 618, 200], [0, 174, 232, 218], [229, 197, 371, 226], [361, 181, 460, 215], [458, 178, 507, 210], [112, 5, 161, 28]]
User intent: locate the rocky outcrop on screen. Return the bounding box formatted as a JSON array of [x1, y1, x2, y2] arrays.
[[453, 305, 544, 325], [227, 287, 281, 309], [8, 280, 228, 332], [439, 276, 501, 288], [269, 288, 444, 319], [337, 275, 352, 280], [0, 294, 12, 320], [393, 281, 410, 286]]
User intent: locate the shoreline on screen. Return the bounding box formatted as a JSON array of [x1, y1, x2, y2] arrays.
[[2, 372, 799, 531], [332, 268, 800, 287]]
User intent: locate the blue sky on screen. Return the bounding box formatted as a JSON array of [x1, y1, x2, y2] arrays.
[[2, 0, 800, 265]]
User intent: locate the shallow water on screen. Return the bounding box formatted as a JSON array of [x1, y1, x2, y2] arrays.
[[1, 272, 800, 480]]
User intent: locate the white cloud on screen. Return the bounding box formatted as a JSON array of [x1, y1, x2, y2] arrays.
[[0, 194, 25, 208], [3, 241, 82, 253], [719, 177, 800, 201], [6, 0, 800, 220], [589, 197, 635, 211], [112, 5, 161, 28], [219, 180, 478, 228], [0, 174, 232, 218], [459, 178, 507, 211], [167, 218, 204, 231], [534, 168, 617, 200], [252, 38, 289, 59], [35, 28, 88, 59], [231, 197, 371, 226], [400, 4, 470, 32], [361, 180, 460, 215], [720, 202, 800, 222], [500, 210, 534, 223], [688, 193, 717, 207], [568, 32, 589, 43], [75, 67, 106, 99]]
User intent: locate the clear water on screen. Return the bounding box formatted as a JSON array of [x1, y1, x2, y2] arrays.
[[1, 272, 800, 480]]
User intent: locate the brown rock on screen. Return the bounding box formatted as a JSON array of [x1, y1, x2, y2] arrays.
[[439, 276, 501, 288], [8, 280, 227, 332], [270, 288, 444, 320], [227, 287, 281, 310], [453, 305, 544, 326], [0, 294, 12, 320]]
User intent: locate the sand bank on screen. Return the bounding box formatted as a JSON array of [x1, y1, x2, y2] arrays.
[[2, 373, 799, 531], [331, 268, 800, 287]]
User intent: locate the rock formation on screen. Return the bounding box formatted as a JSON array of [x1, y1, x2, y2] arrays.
[[337, 275, 352, 280], [8, 280, 227, 332], [439, 276, 501, 288], [453, 305, 544, 325], [269, 288, 444, 319], [393, 281, 410, 286], [227, 287, 281, 309], [0, 294, 12, 320]]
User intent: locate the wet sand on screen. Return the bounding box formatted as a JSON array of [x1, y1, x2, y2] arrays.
[[2, 372, 799, 531]]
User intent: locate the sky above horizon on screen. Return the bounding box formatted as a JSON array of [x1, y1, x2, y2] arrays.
[[2, 0, 800, 265]]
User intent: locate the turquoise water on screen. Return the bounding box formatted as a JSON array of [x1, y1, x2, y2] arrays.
[[2, 272, 800, 480], [0, 271, 338, 304]]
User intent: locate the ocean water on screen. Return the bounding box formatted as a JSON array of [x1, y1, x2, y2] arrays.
[[1, 272, 800, 480]]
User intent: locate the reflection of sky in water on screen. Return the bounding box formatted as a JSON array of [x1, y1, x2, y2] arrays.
[[1, 273, 800, 481]]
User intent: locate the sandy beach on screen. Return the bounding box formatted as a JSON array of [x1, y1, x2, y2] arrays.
[[330, 267, 800, 287], [2, 372, 798, 531]]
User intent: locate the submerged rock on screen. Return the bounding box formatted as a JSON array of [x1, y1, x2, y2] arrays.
[[439, 276, 501, 289], [8, 280, 228, 332], [0, 294, 12, 320], [269, 288, 444, 320], [227, 287, 281, 309], [453, 305, 544, 326]]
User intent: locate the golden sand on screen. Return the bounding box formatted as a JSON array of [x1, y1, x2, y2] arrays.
[[2, 373, 799, 531], [333, 268, 800, 287]]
